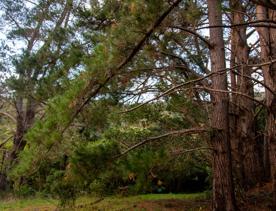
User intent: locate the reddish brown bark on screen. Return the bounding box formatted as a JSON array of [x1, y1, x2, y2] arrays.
[[230, 0, 262, 189], [269, 9, 276, 210], [256, 5, 276, 209], [207, 0, 237, 210]]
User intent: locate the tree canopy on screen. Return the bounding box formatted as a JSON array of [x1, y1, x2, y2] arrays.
[[0, 1, 275, 210]]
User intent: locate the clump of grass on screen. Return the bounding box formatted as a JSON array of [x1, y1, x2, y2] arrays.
[[0, 192, 209, 210], [0, 197, 57, 210]]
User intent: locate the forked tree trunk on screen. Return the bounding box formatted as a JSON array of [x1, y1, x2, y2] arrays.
[[256, 5, 276, 210], [207, 0, 237, 210]]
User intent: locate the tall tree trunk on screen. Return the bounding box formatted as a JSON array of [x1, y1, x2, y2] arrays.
[[230, 0, 262, 190], [207, 1, 237, 210], [256, 4, 276, 209], [268, 9, 276, 210]]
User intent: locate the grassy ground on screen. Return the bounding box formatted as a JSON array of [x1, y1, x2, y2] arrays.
[[0, 193, 210, 211]]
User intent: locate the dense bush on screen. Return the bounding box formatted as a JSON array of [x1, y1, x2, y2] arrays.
[[7, 100, 210, 201]]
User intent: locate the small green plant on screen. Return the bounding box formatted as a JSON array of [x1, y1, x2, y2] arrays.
[[55, 182, 77, 209], [14, 184, 35, 197]]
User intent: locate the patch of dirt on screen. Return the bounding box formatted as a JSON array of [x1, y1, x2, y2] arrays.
[[133, 199, 210, 211]]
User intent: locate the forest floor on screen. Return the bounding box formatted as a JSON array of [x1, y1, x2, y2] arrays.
[[0, 188, 272, 211], [0, 193, 210, 211]]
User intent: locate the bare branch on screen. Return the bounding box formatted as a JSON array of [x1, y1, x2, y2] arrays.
[[115, 127, 208, 159], [170, 147, 213, 156], [120, 72, 215, 113], [197, 19, 276, 30], [248, 58, 276, 68], [172, 26, 212, 48], [194, 86, 267, 107], [232, 68, 274, 95], [0, 135, 13, 149], [0, 111, 16, 123], [25, 0, 38, 6], [121, 59, 276, 114]]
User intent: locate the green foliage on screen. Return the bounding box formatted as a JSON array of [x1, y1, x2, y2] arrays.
[[122, 148, 167, 194], [1, 0, 211, 204], [71, 139, 120, 176], [9, 92, 210, 201], [55, 182, 77, 208], [13, 185, 35, 198]]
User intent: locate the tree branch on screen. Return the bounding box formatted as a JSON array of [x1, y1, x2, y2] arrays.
[[170, 147, 212, 156], [115, 127, 208, 159], [0, 111, 16, 123], [121, 59, 276, 114], [172, 26, 212, 48], [62, 0, 183, 133], [197, 19, 276, 30], [0, 135, 13, 149], [194, 86, 267, 107], [120, 71, 218, 114]]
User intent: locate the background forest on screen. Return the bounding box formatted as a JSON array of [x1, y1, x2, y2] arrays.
[[0, 0, 275, 210]]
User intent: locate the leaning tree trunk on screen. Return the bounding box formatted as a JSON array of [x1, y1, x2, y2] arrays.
[[207, 0, 237, 210], [230, 0, 262, 190], [256, 4, 276, 210]]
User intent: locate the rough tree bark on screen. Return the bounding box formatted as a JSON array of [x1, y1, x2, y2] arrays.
[[256, 4, 276, 209], [207, 0, 237, 210], [230, 0, 262, 190]]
